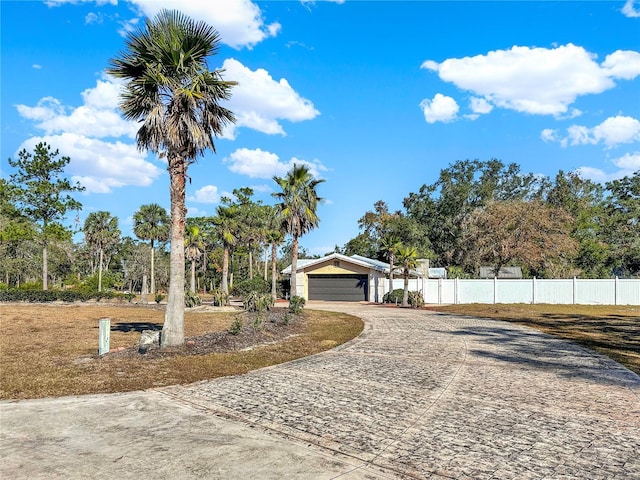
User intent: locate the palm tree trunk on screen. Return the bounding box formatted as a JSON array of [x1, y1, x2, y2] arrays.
[[248, 249, 253, 279], [98, 248, 104, 292], [150, 240, 156, 295], [221, 246, 229, 293], [402, 270, 409, 307], [190, 260, 196, 293], [271, 242, 278, 300], [388, 256, 395, 295], [291, 234, 299, 297], [163, 158, 186, 347]]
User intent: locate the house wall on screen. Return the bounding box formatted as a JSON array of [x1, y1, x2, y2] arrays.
[[296, 259, 377, 301]]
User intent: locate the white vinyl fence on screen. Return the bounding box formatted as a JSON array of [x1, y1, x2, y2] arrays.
[[390, 277, 640, 305]]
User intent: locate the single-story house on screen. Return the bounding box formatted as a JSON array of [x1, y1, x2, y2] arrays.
[[282, 253, 438, 302]]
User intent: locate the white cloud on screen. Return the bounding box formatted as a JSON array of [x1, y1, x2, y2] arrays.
[[128, 0, 280, 49], [16, 76, 137, 139], [85, 12, 102, 24], [622, 0, 640, 18], [419, 94, 459, 124], [422, 44, 640, 117], [189, 185, 221, 204], [577, 152, 640, 182], [469, 97, 493, 115], [32, 64, 43, 70], [223, 147, 327, 179], [222, 58, 320, 137], [541, 129, 558, 143], [17, 133, 163, 194], [548, 116, 640, 148]]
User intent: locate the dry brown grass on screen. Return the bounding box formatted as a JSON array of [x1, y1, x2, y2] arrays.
[[427, 304, 640, 374], [0, 303, 364, 400]]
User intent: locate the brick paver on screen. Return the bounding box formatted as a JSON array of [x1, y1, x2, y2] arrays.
[[163, 302, 640, 479]]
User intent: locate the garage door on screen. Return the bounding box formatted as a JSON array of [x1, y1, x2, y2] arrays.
[[308, 274, 368, 301]]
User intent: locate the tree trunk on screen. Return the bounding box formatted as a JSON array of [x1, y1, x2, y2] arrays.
[[190, 259, 196, 293], [150, 240, 156, 295], [42, 243, 48, 290], [162, 157, 186, 347], [271, 242, 278, 300], [402, 271, 409, 307], [291, 234, 299, 297], [388, 255, 395, 295], [98, 248, 104, 292], [221, 246, 229, 293]]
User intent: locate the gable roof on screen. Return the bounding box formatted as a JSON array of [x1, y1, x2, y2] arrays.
[[281, 253, 389, 275]]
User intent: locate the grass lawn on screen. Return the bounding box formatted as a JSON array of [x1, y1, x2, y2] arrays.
[[426, 304, 640, 375], [0, 303, 364, 400]]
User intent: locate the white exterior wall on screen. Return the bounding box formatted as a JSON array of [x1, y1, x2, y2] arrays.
[[390, 277, 640, 305]]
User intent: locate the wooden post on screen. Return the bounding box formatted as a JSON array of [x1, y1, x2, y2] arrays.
[[99, 317, 110, 355]]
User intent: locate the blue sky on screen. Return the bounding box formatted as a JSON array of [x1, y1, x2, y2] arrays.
[[2, 0, 639, 256]]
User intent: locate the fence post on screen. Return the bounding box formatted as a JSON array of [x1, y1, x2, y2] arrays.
[[573, 277, 577, 304], [455, 277, 459, 304], [532, 277, 536, 304], [615, 276, 619, 306], [438, 278, 442, 304], [99, 317, 110, 355], [493, 276, 497, 304]]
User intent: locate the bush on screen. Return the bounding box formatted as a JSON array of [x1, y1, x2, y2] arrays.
[[0, 289, 134, 303], [288, 295, 305, 314], [382, 289, 424, 307], [155, 293, 165, 304], [231, 277, 270, 298], [243, 291, 274, 313], [210, 289, 229, 307], [185, 291, 202, 307], [408, 291, 424, 308], [383, 289, 404, 304], [228, 317, 243, 335]]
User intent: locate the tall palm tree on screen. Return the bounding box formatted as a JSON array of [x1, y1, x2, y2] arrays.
[[272, 164, 324, 297], [108, 10, 236, 347], [185, 225, 204, 293], [133, 203, 169, 295], [396, 245, 418, 307], [264, 205, 285, 300], [83, 211, 120, 292], [212, 204, 239, 295], [381, 234, 402, 295]]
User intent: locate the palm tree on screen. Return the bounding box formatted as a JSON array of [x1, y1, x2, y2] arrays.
[[108, 10, 236, 347], [185, 225, 204, 293], [133, 203, 169, 295], [396, 245, 418, 307], [83, 211, 120, 292], [264, 205, 285, 300], [212, 204, 239, 295], [272, 164, 324, 297], [381, 234, 402, 295]]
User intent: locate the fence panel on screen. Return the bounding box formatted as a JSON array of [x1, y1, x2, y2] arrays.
[[385, 277, 639, 305]]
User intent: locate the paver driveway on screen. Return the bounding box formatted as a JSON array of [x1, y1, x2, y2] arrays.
[[2, 302, 639, 479]]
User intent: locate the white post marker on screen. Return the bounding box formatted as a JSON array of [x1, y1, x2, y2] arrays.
[[99, 317, 110, 355]]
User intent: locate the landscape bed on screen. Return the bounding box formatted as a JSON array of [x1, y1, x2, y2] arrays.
[[0, 303, 364, 400]]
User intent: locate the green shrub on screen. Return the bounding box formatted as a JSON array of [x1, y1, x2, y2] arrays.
[[185, 291, 202, 307], [408, 291, 425, 308], [288, 295, 306, 314], [382, 289, 404, 304], [229, 317, 243, 335], [231, 277, 270, 298], [155, 293, 165, 304], [382, 289, 424, 307], [243, 291, 274, 313], [210, 288, 229, 307]]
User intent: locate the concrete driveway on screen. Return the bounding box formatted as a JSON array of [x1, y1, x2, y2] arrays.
[[1, 302, 639, 479]]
